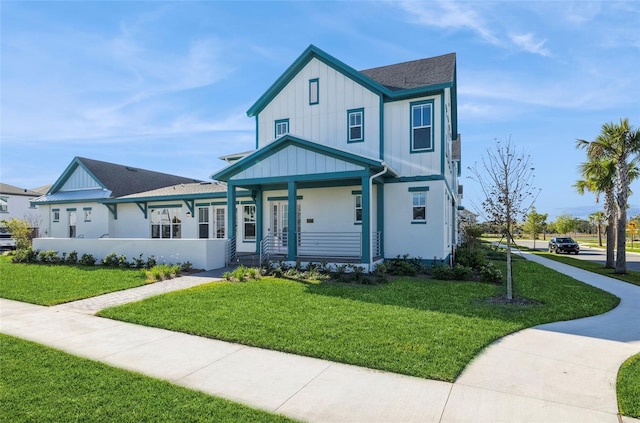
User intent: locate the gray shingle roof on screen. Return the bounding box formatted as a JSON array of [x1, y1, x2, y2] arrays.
[[360, 53, 456, 92], [118, 181, 229, 199], [75, 157, 203, 198], [0, 182, 42, 197]]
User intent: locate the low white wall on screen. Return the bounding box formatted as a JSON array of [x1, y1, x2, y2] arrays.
[[33, 238, 228, 270]]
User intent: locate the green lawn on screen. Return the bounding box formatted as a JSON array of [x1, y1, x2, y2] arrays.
[[617, 353, 640, 418], [533, 251, 640, 287], [99, 259, 619, 382], [0, 334, 294, 423], [0, 255, 148, 305]]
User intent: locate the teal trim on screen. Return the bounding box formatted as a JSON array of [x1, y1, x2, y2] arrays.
[[411, 221, 427, 225], [211, 201, 227, 206], [346, 108, 364, 143], [82, 207, 91, 210], [255, 116, 259, 150], [230, 170, 366, 187], [409, 99, 435, 153], [353, 222, 362, 226], [52, 208, 60, 211], [457, 205, 465, 211], [309, 78, 319, 105], [361, 175, 370, 264], [148, 204, 181, 209], [135, 202, 148, 219], [49, 157, 108, 194], [255, 188, 263, 253], [66, 208, 76, 211], [183, 199, 195, 218], [227, 185, 236, 239], [105, 204, 117, 220], [195, 202, 210, 207], [267, 195, 302, 201], [379, 96, 384, 160], [381, 83, 451, 102], [239, 200, 256, 205], [451, 64, 458, 138], [385, 175, 444, 183], [212, 135, 383, 182], [275, 118, 289, 138], [351, 190, 362, 195], [440, 95, 445, 175], [287, 181, 297, 261], [408, 186, 430, 192]]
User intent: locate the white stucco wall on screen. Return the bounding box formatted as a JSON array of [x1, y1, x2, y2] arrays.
[[37, 203, 111, 239], [32, 238, 228, 270], [258, 57, 381, 159], [383, 181, 450, 261], [0, 193, 40, 227]]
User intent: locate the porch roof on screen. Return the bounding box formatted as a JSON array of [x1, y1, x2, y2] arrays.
[[211, 135, 397, 185]]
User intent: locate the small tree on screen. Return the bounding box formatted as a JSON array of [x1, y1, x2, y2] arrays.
[[1, 218, 32, 250], [555, 213, 578, 235], [522, 206, 547, 248], [588, 211, 606, 247], [468, 139, 538, 300]]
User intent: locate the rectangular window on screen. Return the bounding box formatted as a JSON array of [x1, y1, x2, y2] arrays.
[[53, 209, 60, 222], [68, 211, 77, 238], [243, 205, 256, 241], [275, 119, 289, 138], [347, 109, 364, 142], [0, 197, 7, 213], [412, 192, 426, 222], [151, 208, 182, 239], [309, 78, 319, 105], [354, 194, 362, 223], [411, 101, 433, 152], [215, 207, 226, 239], [83, 208, 92, 222], [198, 207, 209, 239]]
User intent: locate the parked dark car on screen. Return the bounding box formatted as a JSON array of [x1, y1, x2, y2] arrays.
[[548, 237, 579, 254]]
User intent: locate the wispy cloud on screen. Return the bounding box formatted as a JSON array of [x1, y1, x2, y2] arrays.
[[509, 33, 550, 57]]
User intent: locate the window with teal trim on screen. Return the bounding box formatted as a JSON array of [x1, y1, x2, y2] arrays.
[[347, 108, 364, 143], [275, 119, 289, 138], [354, 194, 362, 223], [83, 208, 92, 222], [52, 209, 60, 222], [411, 101, 433, 152], [309, 78, 319, 105], [243, 205, 256, 241], [412, 192, 426, 222]]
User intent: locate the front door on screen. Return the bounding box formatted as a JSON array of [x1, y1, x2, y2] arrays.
[[270, 202, 288, 254]]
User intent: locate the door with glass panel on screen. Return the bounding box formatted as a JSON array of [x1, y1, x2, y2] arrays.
[[270, 202, 288, 254]]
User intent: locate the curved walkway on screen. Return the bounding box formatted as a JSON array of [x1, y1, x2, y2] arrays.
[[1, 255, 639, 422]]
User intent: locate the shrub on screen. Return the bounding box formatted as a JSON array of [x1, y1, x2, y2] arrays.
[[385, 255, 424, 276], [130, 254, 146, 269], [451, 264, 473, 281], [37, 250, 60, 265], [180, 261, 193, 273], [102, 252, 119, 267], [66, 250, 78, 265], [479, 262, 503, 283], [432, 265, 453, 280], [223, 271, 233, 281], [11, 247, 39, 263], [146, 256, 157, 269], [0, 218, 33, 250], [79, 253, 96, 266], [455, 246, 486, 269], [232, 265, 248, 282]]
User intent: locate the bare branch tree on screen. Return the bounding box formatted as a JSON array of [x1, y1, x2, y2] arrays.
[[467, 138, 538, 300]]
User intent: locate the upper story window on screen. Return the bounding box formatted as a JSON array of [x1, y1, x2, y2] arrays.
[[347, 108, 364, 143], [275, 119, 289, 138], [309, 78, 319, 105], [411, 100, 433, 152], [0, 197, 7, 213]]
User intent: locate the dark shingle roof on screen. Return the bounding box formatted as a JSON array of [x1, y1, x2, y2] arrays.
[[360, 53, 456, 92], [76, 157, 202, 198], [0, 182, 42, 197], [118, 181, 228, 199]]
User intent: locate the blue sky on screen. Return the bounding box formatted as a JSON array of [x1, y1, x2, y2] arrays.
[[1, 1, 639, 221]]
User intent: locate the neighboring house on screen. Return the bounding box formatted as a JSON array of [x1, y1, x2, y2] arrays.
[[212, 45, 462, 269], [31, 45, 463, 271], [0, 183, 42, 227]]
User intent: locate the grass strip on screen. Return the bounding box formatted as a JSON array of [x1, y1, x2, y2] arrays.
[[532, 251, 640, 287], [617, 353, 640, 418], [99, 259, 618, 382], [0, 334, 294, 423], [0, 255, 148, 305]]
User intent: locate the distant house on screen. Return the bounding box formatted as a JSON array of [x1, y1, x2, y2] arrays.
[[32, 45, 463, 270], [0, 183, 42, 227]]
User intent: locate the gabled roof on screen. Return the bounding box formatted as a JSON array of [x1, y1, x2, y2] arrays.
[[247, 45, 456, 117], [360, 53, 456, 92], [0, 182, 41, 197], [212, 135, 397, 182], [49, 157, 202, 198]]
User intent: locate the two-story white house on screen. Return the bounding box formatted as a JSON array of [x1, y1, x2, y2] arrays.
[[212, 45, 462, 269], [30, 45, 462, 271]]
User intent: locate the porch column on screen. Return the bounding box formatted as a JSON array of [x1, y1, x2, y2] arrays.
[[255, 188, 263, 253], [227, 183, 236, 240], [361, 175, 371, 264], [287, 181, 297, 261]]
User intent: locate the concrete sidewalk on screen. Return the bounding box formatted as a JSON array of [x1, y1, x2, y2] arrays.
[[1, 254, 639, 422]]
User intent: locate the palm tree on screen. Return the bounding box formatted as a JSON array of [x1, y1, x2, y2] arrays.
[[588, 211, 606, 247], [577, 118, 640, 273], [574, 158, 616, 268]]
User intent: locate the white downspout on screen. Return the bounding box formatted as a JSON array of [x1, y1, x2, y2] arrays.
[[368, 164, 388, 271]]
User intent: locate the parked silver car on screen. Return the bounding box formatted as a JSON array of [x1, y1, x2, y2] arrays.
[[0, 227, 16, 250]]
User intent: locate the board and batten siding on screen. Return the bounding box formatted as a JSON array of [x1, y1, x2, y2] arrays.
[[230, 145, 365, 180], [60, 167, 102, 191], [257, 58, 381, 159], [382, 94, 443, 177]]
